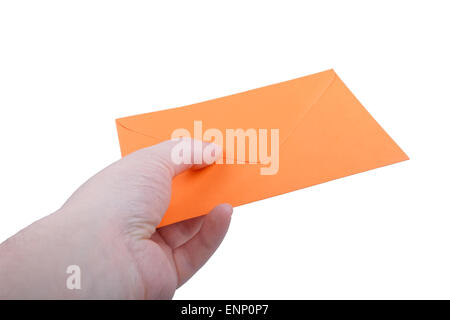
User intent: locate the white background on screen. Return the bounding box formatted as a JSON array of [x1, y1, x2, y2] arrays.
[[0, 1, 449, 299]]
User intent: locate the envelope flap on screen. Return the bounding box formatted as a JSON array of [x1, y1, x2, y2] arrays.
[[116, 70, 337, 159]]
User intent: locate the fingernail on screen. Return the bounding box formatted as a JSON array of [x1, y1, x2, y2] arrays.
[[222, 203, 233, 215]]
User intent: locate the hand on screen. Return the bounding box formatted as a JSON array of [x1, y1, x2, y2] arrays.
[[0, 139, 232, 299]]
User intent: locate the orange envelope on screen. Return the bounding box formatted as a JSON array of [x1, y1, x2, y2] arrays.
[[116, 69, 408, 227]]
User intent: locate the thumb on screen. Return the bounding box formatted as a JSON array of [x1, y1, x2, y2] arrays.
[[117, 138, 222, 227], [62, 138, 221, 234], [127, 138, 221, 178]]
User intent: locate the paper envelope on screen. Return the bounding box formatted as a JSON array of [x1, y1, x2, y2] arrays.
[[116, 69, 408, 227]]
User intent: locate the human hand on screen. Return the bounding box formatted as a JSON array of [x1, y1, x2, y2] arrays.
[[0, 139, 232, 299]]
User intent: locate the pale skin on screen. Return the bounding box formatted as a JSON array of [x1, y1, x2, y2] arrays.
[[0, 139, 232, 299]]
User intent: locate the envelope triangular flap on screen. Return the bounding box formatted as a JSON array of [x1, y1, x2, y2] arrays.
[[115, 69, 409, 228], [116, 70, 337, 154]]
